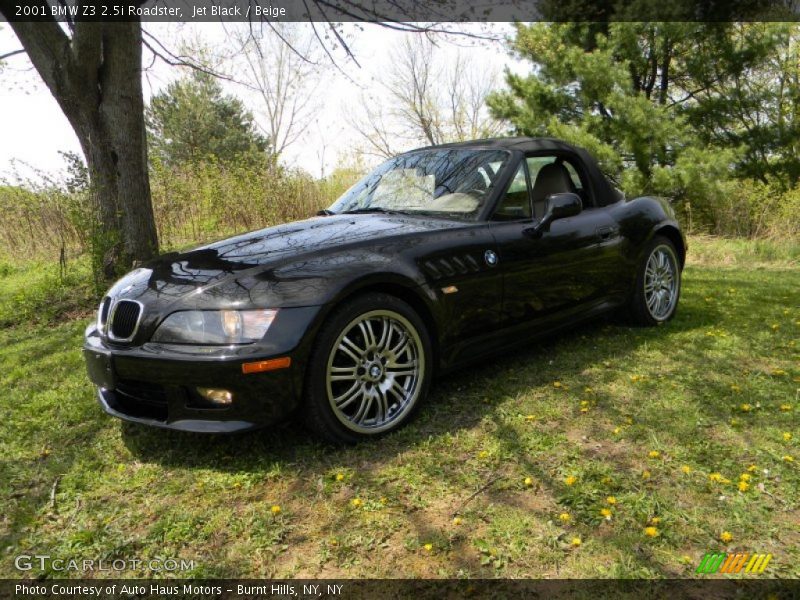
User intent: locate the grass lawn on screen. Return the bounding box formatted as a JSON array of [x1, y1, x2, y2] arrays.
[[0, 235, 798, 579]]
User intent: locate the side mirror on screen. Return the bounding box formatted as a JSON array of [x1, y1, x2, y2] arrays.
[[524, 193, 582, 238]]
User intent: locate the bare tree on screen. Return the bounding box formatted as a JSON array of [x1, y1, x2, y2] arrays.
[[351, 36, 503, 158], [235, 24, 323, 158], [0, 12, 159, 277]]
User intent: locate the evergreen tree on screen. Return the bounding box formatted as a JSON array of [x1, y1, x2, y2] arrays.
[[146, 71, 268, 167]]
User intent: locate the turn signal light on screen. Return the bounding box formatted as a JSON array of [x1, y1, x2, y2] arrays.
[[242, 356, 292, 374]]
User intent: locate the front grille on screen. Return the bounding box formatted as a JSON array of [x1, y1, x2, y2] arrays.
[[109, 300, 142, 341]]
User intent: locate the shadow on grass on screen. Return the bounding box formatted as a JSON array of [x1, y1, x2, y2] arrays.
[[110, 292, 728, 577], [120, 291, 719, 470]]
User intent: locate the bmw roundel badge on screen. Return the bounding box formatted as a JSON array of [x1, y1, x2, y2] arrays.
[[484, 250, 498, 267]]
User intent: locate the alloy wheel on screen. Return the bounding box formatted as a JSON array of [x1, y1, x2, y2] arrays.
[[325, 309, 425, 434]]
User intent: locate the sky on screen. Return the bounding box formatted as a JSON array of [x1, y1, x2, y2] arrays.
[[0, 22, 521, 183]]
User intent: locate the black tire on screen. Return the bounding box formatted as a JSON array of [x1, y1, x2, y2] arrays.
[[628, 235, 681, 326], [303, 292, 433, 444]]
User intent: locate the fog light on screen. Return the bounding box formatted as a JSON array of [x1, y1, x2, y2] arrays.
[[196, 387, 233, 406]]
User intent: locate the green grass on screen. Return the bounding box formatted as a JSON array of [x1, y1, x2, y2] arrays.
[[1, 236, 798, 579]]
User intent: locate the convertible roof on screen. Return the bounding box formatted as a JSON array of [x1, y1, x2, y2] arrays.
[[409, 136, 622, 207], [414, 136, 583, 154]]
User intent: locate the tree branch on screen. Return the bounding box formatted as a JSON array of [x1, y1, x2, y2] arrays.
[[0, 48, 25, 61]]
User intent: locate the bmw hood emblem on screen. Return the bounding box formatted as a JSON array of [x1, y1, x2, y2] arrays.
[[484, 250, 498, 267]]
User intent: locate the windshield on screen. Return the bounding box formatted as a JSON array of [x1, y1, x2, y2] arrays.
[[327, 148, 511, 220]]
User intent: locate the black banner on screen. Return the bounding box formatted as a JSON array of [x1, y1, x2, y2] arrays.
[[1, 0, 799, 23], [2, 579, 800, 600]]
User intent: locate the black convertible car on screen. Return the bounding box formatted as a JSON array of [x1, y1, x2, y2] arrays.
[[84, 137, 685, 443]]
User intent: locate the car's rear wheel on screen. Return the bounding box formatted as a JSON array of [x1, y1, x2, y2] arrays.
[[303, 293, 432, 443], [629, 235, 681, 325]]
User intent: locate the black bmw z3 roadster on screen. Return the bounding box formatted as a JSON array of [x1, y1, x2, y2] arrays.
[[84, 137, 685, 443]]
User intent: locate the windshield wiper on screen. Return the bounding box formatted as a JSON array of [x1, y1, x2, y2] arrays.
[[338, 207, 399, 215]]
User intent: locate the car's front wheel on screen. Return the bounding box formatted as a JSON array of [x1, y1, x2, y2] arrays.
[[629, 235, 681, 325], [303, 293, 432, 443]]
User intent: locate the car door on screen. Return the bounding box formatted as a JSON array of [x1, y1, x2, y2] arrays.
[[489, 154, 622, 327]]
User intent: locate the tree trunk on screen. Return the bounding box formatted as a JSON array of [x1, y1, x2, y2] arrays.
[[2, 14, 159, 279]]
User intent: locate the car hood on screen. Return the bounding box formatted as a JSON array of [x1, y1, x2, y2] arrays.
[[106, 213, 465, 306]]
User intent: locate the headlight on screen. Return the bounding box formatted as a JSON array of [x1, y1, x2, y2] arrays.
[[151, 309, 278, 345]]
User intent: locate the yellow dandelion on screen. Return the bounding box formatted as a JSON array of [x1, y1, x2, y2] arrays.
[[771, 324, 780, 331], [747, 464, 758, 472], [564, 475, 577, 486], [780, 404, 792, 412], [649, 450, 661, 459], [680, 465, 692, 474], [783, 432, 792, 441], [478, 450, 489, 459], [423, 543, 433, 552], [708, 472, 724, 483], [580, 407, 589, 413], [730, 384, 741, 393], [644, 527, 659, 538], [625, 417, 634, 425], [524, 477, 534, 487], [380, 496, 388, 505], [650, 517, 661, 525], [642, 470, 652, 479], [584, 387, 593, 394], [782, 455, 795, 463], [232, 481, 242, 489], [601, 476, 614, 485], [558, 512, 571, 523], [571, 537, 582, 547], [720, 531, 733, 543], [351, 498, 362, 508], [270, 505, 281, 515], [613, 427, 621, 435], [740, 403, 752, 412], [525, 414, 536, 422], [738, 481, 750, 492], [335, 473, 345, 482], [739, 473, 751, 482], [771, 368, 786, 376], [606, 496, 617, 505], [553, 381, 562, 388], [630, 375, 641, 382], [452, 517, 462, 526], [329, 538, 338, 546], [580, 400, 589, 407], [600, 508, 612, 519]]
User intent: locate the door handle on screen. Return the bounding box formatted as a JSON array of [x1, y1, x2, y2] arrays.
[[596, 226, 616, 241]]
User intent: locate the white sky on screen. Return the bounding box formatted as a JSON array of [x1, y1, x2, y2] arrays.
[[0, 22, 520, 182]]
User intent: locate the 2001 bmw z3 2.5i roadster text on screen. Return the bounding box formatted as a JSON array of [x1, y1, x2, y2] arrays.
[[84, 137, 685, 443]]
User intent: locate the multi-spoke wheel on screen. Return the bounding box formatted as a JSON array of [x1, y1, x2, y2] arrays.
[[630, 236, 681, 325], [304, 293, 432, 443]]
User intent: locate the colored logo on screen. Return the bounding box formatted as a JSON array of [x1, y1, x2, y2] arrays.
[[696, 552, 772, 574]]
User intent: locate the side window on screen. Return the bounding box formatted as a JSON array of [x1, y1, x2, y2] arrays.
[[492, 163, 531, 221], [527, 154, 593, 216]]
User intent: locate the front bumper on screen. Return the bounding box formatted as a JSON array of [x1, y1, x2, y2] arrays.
[[83, 306, 321, 432]]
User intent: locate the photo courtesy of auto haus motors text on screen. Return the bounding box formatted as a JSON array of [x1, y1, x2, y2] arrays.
[[1, 0, 799, 599], [14, 583, 344, 598]]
